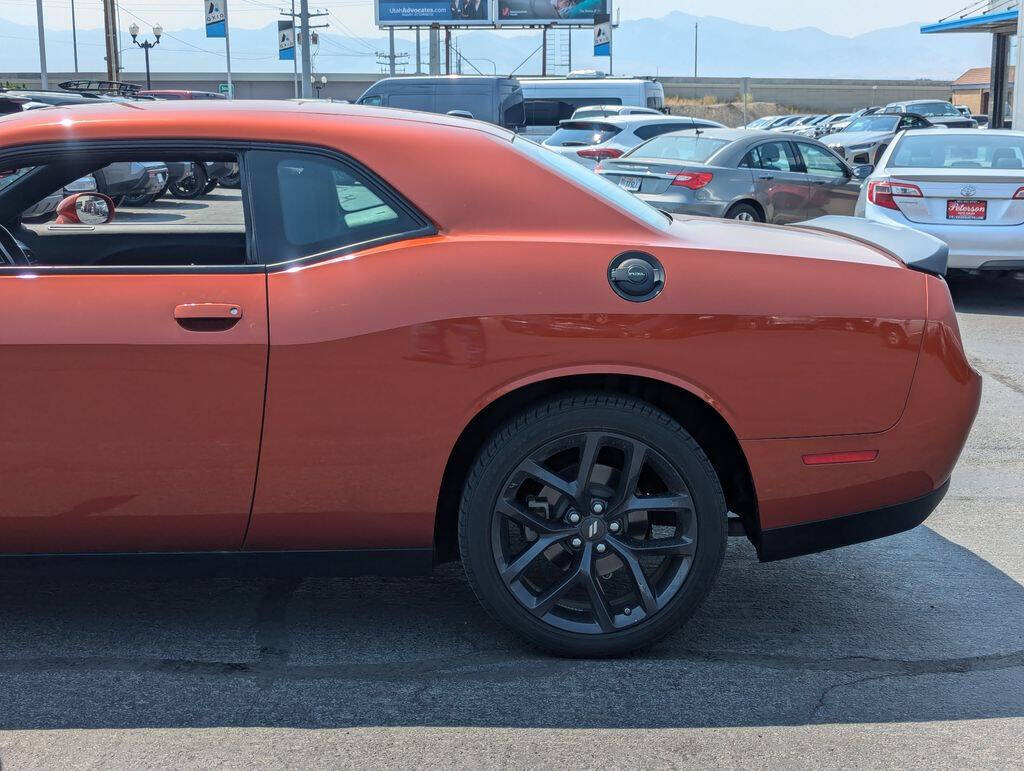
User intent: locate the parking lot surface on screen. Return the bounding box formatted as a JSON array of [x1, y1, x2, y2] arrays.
[[0, 211, 1022, 766]]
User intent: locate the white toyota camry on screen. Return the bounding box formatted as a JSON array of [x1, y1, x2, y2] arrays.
[[857, 128, 1024, 274]]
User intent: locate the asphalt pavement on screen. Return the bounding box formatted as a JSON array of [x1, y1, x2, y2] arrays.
[[0, 262, 1021, 768]]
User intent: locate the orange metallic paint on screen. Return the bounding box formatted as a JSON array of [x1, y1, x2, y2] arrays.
[[0, 272, 267, 552], [0, 102, 980, 556]]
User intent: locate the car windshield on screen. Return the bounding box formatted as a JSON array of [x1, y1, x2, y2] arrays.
[[543, 121, 621, 147], [513, 137, 669, 230], [626, 134, 729, 162], [845, 115, 900, 133], [888, 134, 1024, 169], [907, 102, 961, 118]]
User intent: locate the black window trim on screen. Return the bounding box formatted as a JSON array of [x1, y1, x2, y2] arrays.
[[0, 139, 437, 277]]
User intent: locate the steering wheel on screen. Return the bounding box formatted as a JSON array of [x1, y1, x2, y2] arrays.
[[0, 224, 31, 267]]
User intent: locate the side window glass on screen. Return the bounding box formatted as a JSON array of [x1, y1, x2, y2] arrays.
[[797, 144, 846, 177], [248, 150, 424, 265], [739, 149, 758, 168], [360, 95, 382, 107], [2, 156, 248, 268], [752, 142, 794, 172]]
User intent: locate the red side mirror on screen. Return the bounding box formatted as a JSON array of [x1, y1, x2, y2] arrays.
[[56, 192, 116, 225]]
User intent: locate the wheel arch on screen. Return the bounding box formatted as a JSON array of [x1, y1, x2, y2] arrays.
[[727, 198, 765, 221], [433, 372, 760, 563]]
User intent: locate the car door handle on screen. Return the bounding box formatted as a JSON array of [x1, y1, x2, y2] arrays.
[[174, 303, 242, 331], [758, 174, 775, 180], [174, 303, 242, 320], [811, 179, 827, 185]]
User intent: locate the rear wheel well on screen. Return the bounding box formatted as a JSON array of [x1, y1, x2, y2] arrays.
[[433, 375, 759, 562], [726, 199, 765, 222]]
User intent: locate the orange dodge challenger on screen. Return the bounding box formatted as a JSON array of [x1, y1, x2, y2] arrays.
[[0, 102, 979, 656]]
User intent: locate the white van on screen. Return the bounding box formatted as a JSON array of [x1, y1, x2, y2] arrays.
[[518, 75, 666, 141]]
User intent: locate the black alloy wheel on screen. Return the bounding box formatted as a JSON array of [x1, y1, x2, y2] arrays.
[[460, 394, 727, 657], [168, 162, 209, 199]]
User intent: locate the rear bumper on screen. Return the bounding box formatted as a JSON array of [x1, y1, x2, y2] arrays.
[[635, 194, 731, 218], [741, 301, 981, 559], [758, 479, 948, 561], [865, 205, 1024, 270]]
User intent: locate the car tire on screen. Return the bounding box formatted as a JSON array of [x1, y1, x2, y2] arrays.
[[459, 393, 727, 657], [202, 177, 218, 195], [217, 169, 241, 189], [168, 163, 209, 199], [725, 202, 763, 222]]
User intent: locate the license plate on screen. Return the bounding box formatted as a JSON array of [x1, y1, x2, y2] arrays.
[[618, 176, 642, 192], [947, 199, 987, 220]]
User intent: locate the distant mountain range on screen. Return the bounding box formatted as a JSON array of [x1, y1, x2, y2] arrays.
[[0, 11, 990, 80]]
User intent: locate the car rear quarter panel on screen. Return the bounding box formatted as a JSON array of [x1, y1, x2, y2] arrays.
[[247, 223, 927, 549]]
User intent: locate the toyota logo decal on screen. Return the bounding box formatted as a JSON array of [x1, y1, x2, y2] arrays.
[[961, 185, 977, 198]]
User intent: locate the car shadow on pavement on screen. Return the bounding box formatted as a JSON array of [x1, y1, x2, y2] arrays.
[[949, 274, 1024, 317], [0, 522, 1021, 730]]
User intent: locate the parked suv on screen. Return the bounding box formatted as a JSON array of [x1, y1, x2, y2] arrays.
[[356, 76, 525, 129]]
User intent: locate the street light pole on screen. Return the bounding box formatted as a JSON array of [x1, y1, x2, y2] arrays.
[[129, 22, 162, 91], [35, 0, 48, 90], [71, 0, 79, 73]]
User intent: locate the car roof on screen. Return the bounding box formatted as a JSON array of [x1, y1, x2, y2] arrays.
[[587, 114, 721, 128], [0, 99, 516, 142], [898, 127, 1023, 135]]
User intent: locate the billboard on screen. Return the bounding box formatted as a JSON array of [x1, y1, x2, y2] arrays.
[[497, 0, 609, 26], [376, 1, 492, 26]]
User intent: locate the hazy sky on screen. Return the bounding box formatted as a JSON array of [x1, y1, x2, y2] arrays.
[[1, 0, 976, 38]]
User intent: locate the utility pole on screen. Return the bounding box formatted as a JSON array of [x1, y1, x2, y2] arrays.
[[429, 25, 440, 75], [35, 0, 47, 89], [542, 27, 548, 77], [102, 0, 119, 81], [415, 28, 422, 74], [388, 28, 396, 75], [694, 22, 698, 78], [223, 0, 234, 97], [71, 0, 79, 73], [291, 0, 298, 97], [445, 28, 452, 74], [296, 1, 328, 98]]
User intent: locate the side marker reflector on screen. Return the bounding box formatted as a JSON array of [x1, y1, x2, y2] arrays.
[[802, 450, 879, 466]]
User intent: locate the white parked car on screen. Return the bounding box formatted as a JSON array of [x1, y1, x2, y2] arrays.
[[856, 128, 1024, 273], [518, 76, 666, 141], [542, 114, 726, 169], [569, 104, 663, 120]]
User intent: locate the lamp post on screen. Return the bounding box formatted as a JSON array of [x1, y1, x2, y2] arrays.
[[312, 74, 327, 98], [128, 22, 162, 90]]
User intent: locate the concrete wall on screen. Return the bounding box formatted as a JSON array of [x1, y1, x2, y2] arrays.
[[4, 72, 953, 112], [660, 77, 954, 112]]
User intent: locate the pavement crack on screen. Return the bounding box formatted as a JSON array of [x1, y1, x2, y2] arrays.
[[0, 648, 1020, 683], [972, 358, 1024, 397]]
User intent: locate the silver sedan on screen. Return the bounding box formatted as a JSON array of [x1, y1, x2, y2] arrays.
[[596, 129, 871, 223]]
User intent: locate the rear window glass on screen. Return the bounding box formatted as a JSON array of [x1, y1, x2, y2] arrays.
[[523, 97, 622, 127], [626, 134, 728, 162], [889, 134, 1024, 169], [906, 102, 960, 118], [543, 122, 622, 147]]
